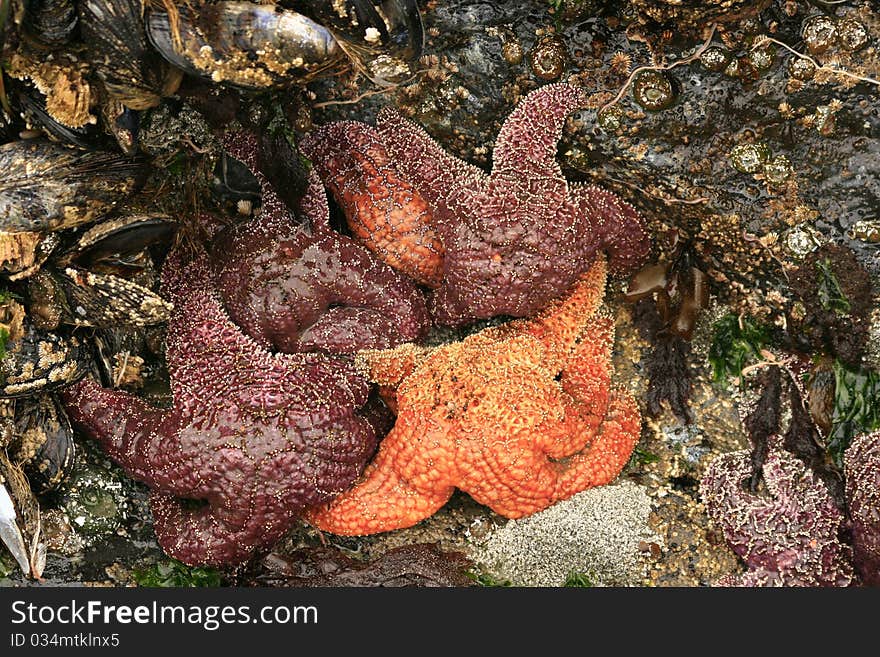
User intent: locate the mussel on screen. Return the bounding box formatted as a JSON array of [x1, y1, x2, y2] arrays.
[[0, 391, 76, 578], [15, 84, 104, 150], [26, 213, 177, 330], [144, 0, 348, 90], [0, 444, 45, 578], [0, 138, 145, 233], [79, 0, 183, 110], [21, 0, 78, 49], [10, 393, 75, 496], [304, 0, 425, 83], [0, 313, 90, 399]]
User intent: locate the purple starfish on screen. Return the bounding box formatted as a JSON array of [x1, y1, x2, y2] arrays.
[[60, 244, 382, 566], [214, 131, 430, 354], [700, 438, 855, 587], [304, 82, 650, 327], [846, 430, 880, 586]]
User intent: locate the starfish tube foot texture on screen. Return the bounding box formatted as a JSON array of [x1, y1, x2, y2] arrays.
[[304, 82, 651, 327], [61, 248, 381, 566], [305, 258, 643, 535]]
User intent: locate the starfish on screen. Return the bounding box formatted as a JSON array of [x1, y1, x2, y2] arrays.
[[844, 430, 880, 586], [302, 82, 650, 327], [60, 244, 382, 566], [214, 131, 430, 354], [305, 257, 642, 535], [700, 438, 855, 587], [299, 121, 444, 288]]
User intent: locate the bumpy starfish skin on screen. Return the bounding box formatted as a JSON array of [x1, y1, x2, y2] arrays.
[[300, 122, 445, 288], [61, 248, 380, 566], [305, 258, 642, 535], [213, 131, 430, 354], [845, 430, 880, 586], [306, 82, 650, 327], [701, 441, 855, 586]]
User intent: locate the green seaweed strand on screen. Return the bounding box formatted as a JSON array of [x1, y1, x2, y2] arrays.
[[827, 359, 880, 467], [132, 559, 223, 587], [815, 257, 851, 316]]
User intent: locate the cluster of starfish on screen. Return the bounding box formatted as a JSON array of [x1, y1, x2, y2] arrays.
[[62, 83, 649, 565]]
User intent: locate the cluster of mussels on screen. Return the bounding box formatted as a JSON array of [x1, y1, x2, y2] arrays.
[[0, 0, 425, 577]]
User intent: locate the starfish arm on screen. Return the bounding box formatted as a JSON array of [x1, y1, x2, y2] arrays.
[[301, 121, 444, 286], [303, 434, 453, 535], [552, 389, 642, 501], [376, 107, 488, 224], [536, 319, 615, 460], [298, 167, 333, 233], [569, 184, 651, 275], [518, 257, 608, 370], [60, 379, 171, 490], [303, 233, 431, 348], [150, 491, 291, 566], [354, 343, 433, 391], [164, 249, 368, 409], [490, 82, 590, 180]]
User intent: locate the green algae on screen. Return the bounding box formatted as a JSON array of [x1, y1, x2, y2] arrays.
[[562, 571, 594, 587], [707, 313, 772, 383], [815, 257, 852, 317], [828, 360, 880, 468], [466, 570, 512, 587], [133, 558, 223, 588]]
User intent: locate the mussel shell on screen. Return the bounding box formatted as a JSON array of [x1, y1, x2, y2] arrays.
[[0, 139, 145, 233], [22, 0, 78, 49], [0, 448, 44, 578], [12, 393, 76, 495], [305, 0, 425, 83], [258, 131, 310, 218], [0, 319, 90, 398], [16, 85, 105, 150], [79, 0, 183, 110], [91, 325, 150, 390], [56, 266, 173, 328], [145, 0, 347, 90], [27, 268, 68, 331], [70, 213, 177, 264], [100, 101, 140, 156]]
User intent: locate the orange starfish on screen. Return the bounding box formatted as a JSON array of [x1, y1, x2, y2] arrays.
[[300, 121, 445, 288], [305, 257, 642, 535]]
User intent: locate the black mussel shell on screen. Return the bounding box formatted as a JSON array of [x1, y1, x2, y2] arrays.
[[13, 393, 76, 495], [70, 213, 177, 265], [79, 0, 183, 110], [258, 131, 310, 218], [0, 319, 90, 398], [99, 100, 140, 156], [0, 139, 146, 233], [22, 0, 79, 49], [0, 447, 44, 577], [145, 0, 346, 90], [90, 325, 151, 390], [304, 0, 425, 83], [54, 266, 173, 328], [27, 268, 69, 331]]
